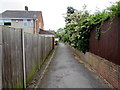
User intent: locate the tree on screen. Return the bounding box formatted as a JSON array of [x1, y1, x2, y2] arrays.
[[57, 28, 65, 34], [56, 28, 65, 40], [65, 6, 76, 24], [67, 7, 75, 14], [62, 2, 118, 53]]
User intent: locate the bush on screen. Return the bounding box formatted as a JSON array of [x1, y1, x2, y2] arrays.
[[62, 1, 119, 53], [55, 41, 59, 45]]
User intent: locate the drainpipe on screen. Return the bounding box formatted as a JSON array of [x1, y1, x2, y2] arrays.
[[33, 15, 37, 34]]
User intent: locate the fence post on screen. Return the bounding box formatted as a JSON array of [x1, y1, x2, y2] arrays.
[[21, 30, 26, 88], [0, 26, 3, 89], [52, 37, 54, 49]]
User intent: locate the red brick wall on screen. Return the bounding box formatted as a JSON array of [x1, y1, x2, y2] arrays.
[[34, 13, 44, 34], [69, 46, 120, 89], [37, 13, 44, 30], [69, 16, 120, 89]]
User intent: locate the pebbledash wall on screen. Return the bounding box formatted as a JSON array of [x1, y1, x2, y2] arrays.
[[70, 16, 120, 89], [11, 19, 34, 33]]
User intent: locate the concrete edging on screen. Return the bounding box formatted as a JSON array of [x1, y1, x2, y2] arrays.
[[27, 45, 58, 88], [35, 46, 57, 88]]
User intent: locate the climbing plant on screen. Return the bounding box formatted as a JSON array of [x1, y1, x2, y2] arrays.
[[62, 1, 120, 53]]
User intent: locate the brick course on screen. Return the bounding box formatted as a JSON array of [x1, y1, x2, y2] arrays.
[[69, 46, 120, 89]]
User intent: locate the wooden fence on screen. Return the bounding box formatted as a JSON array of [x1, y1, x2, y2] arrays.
[[24, 33, 53, 84], [89, 16, 120, 65], [0, 26, 3, 90], [0, 26, 54, 88]]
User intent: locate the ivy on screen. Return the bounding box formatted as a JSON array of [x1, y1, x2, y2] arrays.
[[101, 17, 114, 34], [61, 1, 119, 53]]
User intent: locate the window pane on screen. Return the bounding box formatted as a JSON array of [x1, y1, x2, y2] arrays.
[[4, 22, 11, 26], [30, 20, 33, 26], [23, 19, 27, 26], [0, 20, 4, 25]]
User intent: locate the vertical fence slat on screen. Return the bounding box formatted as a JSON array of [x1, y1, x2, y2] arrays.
[[38, 36, 41, 68], [0, 26, 2, 89], [2, 27, 24, 88], [10, 28, 16, 87]]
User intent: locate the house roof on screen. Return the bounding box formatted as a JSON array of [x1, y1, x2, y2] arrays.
[[0, 10, 41, 19], [39, 30, 55, 35]]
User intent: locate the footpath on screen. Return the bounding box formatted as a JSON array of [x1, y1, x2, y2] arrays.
[[36, 42, 109, 88]]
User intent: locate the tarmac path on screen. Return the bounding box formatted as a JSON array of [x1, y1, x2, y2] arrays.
[[37, 42, 109, 88]]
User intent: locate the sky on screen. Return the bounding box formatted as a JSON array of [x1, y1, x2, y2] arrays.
[[0, 0, 118, 31]]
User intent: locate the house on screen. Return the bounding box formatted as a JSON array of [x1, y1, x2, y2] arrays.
[[0, 6, 44, 34]]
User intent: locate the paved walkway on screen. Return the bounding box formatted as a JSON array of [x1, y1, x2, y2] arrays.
[[38, 42, 109, 88]]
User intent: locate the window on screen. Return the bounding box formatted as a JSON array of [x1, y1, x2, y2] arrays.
[[30, 20, 33, 26], [4, 22, 11, 26], [2, 19, 11, 26], [23, 19, 27, 26], [0, 20, 4, 25]]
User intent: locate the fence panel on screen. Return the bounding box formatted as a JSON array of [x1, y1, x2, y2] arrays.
[[1, 26, 54, 88], [24, 33, 33, 83], [24, 33, 53, 84], [2, 27, 23, 88], [41, 36, 45, 60], [38, 36, 42, 68], [89, 17, 120, 65], [46, 37, 51, 56], [32, 34, 38, 69]]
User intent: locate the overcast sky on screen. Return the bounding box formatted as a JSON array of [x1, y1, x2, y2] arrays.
[[0, 0, 118, 31]]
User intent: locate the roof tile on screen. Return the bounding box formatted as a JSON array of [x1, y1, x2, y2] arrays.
[[1, 10, 41, 19]]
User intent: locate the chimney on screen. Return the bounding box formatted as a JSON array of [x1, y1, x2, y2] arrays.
[[25, 6, 28, 11]]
